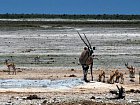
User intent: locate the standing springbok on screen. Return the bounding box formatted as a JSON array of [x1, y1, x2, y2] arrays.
[[125, 63, 135, 82], [78, 31, 95, 82], [107, 70, 124, 84], [4, 59, 16, 75], [98, 70, 105, 82]]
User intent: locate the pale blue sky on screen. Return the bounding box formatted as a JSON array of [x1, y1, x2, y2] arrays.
[[0, 0, 140, 14]]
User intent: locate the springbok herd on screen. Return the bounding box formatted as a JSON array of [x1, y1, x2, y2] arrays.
[[98, 63, 135, 84], [4, 59, 136, 84], [98, 69, 124, 84]]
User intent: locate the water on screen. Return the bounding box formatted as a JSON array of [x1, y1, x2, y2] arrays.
[[0, 78, 84, 89]]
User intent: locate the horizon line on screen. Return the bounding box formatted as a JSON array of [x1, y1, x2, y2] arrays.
[[0, 13, 140, 15]]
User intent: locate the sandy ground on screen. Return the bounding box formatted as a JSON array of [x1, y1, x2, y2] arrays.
[[0, 67, 139, 105], [0, 21, 139, 104]]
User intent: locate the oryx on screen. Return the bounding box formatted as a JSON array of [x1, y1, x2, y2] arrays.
[[78, 31, 95, 82]]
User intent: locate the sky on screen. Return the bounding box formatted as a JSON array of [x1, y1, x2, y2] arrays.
[[0, 0, 140, 14]]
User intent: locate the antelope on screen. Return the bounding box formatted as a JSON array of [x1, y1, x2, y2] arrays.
[[115, 71, 124, 84], [78, 31, 95, 81], [34, 55, 40, 63], [98, 70, 105, 82], [107, 70, 124, 84], [107, 70, 117, 84], [125, 63, 135, 82], [4, 59, 16, 75]]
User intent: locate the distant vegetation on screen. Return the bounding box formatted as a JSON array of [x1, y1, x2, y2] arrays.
[[0, 14, 140, 20], [1, 14, 140, 28]]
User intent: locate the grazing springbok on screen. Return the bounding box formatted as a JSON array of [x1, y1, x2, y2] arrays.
[[125, 63, 135, 82], [78, 31, 95, 81], [98, 70, 105, 82], [4, 59, 16, 75]]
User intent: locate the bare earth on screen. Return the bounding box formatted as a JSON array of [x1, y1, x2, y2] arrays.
[[0, 67, 139, 105], [0, 20, 140, 104]]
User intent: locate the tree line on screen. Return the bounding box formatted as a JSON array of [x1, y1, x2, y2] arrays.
[[0, 14, 140, 20]]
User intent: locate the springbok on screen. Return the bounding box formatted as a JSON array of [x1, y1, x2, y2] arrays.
[[4, 59, 16, 75], [98, 70, 105, 82], [125, 63, 135, 82], [78, 31, 95, 81], [107, 70, 116, 84], [107, 70, 124, 84], [34, 55, 40, 63], [115, 70, 124, 84]]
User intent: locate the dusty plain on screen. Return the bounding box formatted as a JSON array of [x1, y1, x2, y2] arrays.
[[0, 19, 140, 105]]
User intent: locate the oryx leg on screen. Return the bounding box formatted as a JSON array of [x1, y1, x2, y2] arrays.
[[90, 63, 93, 81], [82, 65, 89, 82]]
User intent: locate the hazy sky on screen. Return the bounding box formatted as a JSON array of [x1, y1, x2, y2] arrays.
[[0, 0, 140, 14]]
